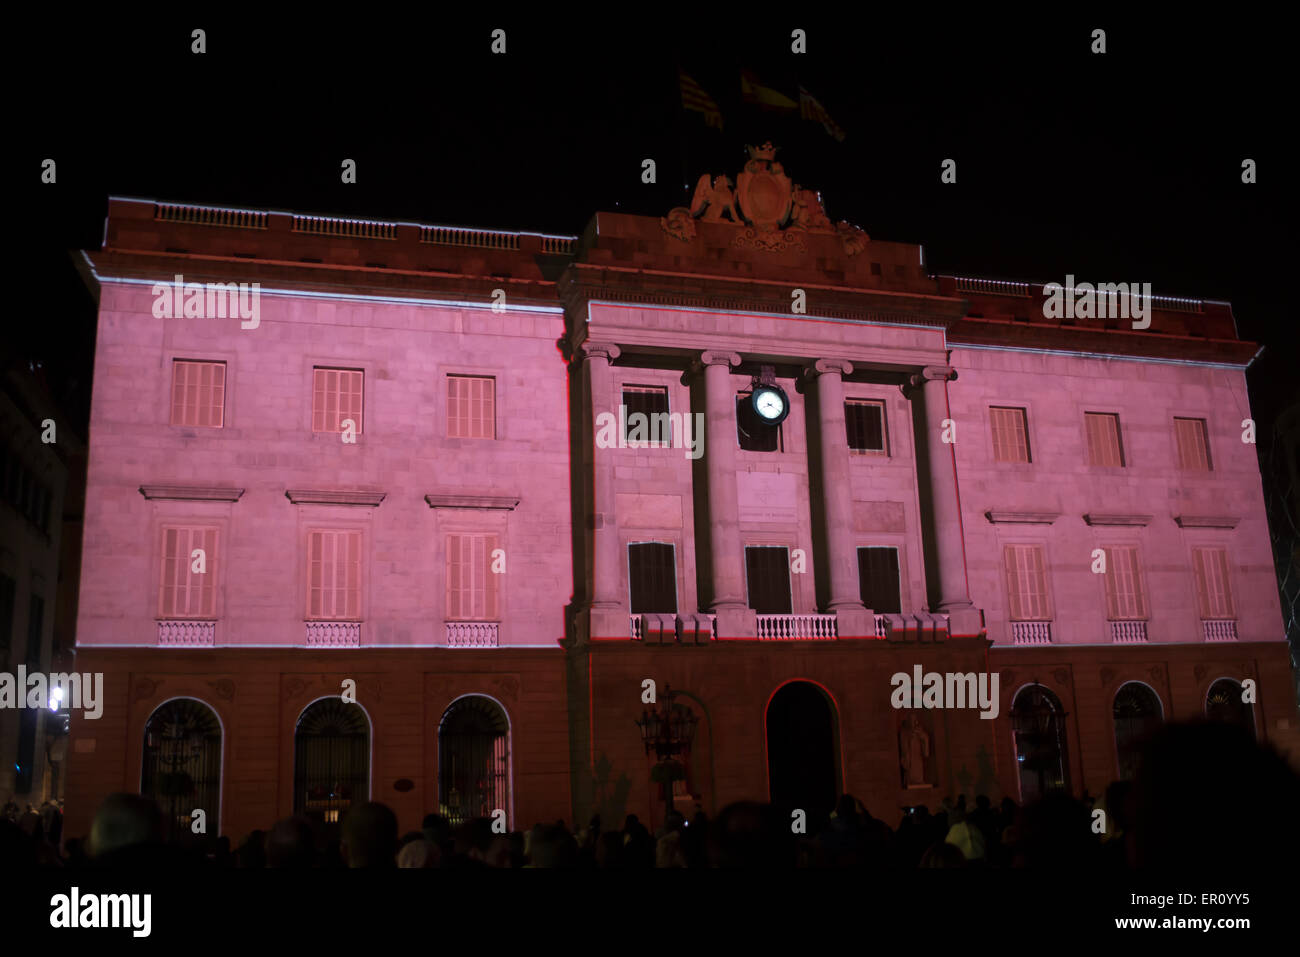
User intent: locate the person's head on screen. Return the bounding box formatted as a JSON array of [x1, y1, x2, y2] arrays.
[[976, 794, 991, 811], [397, 839, 440, 868], [1013, 793, 1097, 869], [341, 802, 398, 867], [707, 802, 794, 868], [421, 813, 451, 848], [89, 793, 164, 857], [453, 818, 496, 861], [595, 830, 624, 869], [266, 816, 316, 868]]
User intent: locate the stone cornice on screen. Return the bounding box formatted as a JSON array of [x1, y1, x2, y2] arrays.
[[140, 485, 244, 502], [424, 493, 520, 511], [985, 510, 1061, 525], [285, 489, 386, 507], [1174, 514, 1240, 529], [1083, 513, 1154, 527]]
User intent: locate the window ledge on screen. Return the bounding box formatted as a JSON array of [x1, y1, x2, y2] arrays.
[[140, 485, 244, 502], [1083, 513, 1153, 526], [424, 493, 519, 510], [1175, 514, 1240, 529], [985, 510, 1060, 525], [286, 489, 386, 507]]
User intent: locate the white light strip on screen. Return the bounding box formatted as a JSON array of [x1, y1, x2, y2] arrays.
[[82, 256, 564, 314], [950, 341, 1248, 370], [585, 298, 944, 333]]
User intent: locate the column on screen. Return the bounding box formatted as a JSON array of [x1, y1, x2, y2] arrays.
[[700, 351, 756, 638], [809, 359, 874, 638], [910, 365, 982, 637], [582, 341, 625, 640]]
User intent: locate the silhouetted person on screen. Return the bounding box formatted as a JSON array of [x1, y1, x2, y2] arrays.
[[1132, 721, 1300, 870], [528, 823, 577, 867], [707, 802, 795, 868], [88, 793, 193, 868], [341, 801, 398, 867], [920, 840, 967, 867], [1012, 793, 1099, 869], [267, 816, 317, 868]]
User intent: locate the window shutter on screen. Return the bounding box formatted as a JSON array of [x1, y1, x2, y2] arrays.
[[313, 368, 363, 433], [448, 376, 496, 439], [171, 361, 226, 428], [1005, 544, 1049, 620], [1175, 418, 1210, 470], [990, 407, 1030, 463]]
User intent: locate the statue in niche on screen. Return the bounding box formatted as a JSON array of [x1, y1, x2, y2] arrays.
[[898, 713, 932, 788]]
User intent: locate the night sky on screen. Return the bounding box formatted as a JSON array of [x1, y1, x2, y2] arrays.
[[15, 13, 1297, 435]]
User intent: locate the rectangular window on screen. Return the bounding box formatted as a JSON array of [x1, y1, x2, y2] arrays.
[[312, 367, 364, 434], [1191, 546, 1234, 618], [745, 546, 792, 614], [628, 542, 677, 614], [158, 526, 219, 618], [1174, 417, 1212, 471], [989, 407, 1031, 463], [736, 392, 782, 453], [1085, 412, 1125, 467], [846, 399, 888, 454], [307, 529, 362, 620], [857, 546, 901, 614], [1004, 544, 1050, 620], [622, 386, 670, 445], [170, 360, 226, 428], [446, 534, 500, 620], [447, 375, 496, 439], [1102, 546, 1147, 619]]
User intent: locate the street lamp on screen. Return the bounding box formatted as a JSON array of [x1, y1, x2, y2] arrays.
[[635, 685, 698, 825]]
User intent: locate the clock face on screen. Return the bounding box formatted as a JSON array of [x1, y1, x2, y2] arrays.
[[753, 387, 787, 422]]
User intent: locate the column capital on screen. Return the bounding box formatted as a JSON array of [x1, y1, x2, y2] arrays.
[[809, 358, 854, 378], [580, 341, 621, 362], [699, 350, 742, 369], [918, 365, 957, 383]]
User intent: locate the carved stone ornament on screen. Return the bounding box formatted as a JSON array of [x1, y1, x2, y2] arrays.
[[1052, 668, 1069, 686], [661, 207, 697, 242], [659, 141, 867, 252], [731, 227, 806, 253], [1100, 667, 1116, 688], [207, 679, 235, 701], [132, 677, 160, 701]]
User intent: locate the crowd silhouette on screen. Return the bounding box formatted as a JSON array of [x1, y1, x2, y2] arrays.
[[3, 721, 1296, 869]]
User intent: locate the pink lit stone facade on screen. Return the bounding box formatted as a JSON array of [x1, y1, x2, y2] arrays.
[[62, 194, 1298, 844]]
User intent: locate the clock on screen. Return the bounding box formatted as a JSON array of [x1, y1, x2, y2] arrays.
[[751, 384, 789, 425]]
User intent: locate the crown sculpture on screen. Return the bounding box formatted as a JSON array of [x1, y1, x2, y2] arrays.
[[661, 141, 869, 256]]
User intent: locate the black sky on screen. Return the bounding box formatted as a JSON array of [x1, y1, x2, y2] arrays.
[[14, 12, 1298, 434]]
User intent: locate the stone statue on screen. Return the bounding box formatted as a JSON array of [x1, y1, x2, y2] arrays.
[[790, 184, 834, 231], [899, 715, 931, 788], [689, 174, 739, 223]]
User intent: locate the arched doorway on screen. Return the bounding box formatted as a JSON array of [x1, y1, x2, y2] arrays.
[[294, 697, 370, 836], [1010, 684, 1070, 803], [1113, 682, 1163, 781], [765, 682, 839, 823], [1205, 678, 1256, 740], [141, 698, 222, 841], [438, 696, 511, 826]]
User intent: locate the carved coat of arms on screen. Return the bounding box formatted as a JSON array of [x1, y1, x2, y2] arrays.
[[734, 141, 792, 230]]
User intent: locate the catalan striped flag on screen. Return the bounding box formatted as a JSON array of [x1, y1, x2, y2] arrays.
[[799, 86, 846, 142], [741, 70, 798, 111], [678, 68, 723, 129]]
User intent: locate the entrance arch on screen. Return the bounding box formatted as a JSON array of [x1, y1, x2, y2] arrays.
[[1010, 684, 1070, 803], [294, 697, 371, 835], [438, 695, 512, 826], [765, 681, 840, 822], [141, 697, 223, 841], [1205, 677, 1256, 740], [1113, 681, 1164, 781]]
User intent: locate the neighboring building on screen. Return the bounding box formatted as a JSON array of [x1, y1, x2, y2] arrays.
[[1, 367, 74, 809], [63, 161, 1298, 843]]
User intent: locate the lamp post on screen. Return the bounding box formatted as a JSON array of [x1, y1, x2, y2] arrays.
[[634, 685, 698, 826]]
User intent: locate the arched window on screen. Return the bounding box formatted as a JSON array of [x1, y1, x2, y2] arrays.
[[1113, 682, 1163, 781], [1010, 684, 1070, 803], [141, 698, 222, 841], [294, 698, 370, 831], [1205, 678, 1256, 740], [438, 696, 510, 826]]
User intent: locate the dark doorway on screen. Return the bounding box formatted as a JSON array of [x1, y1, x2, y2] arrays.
[[1010, 684, 1070, 803], [438, 696, 511, 826], [294, 697, 370, 839], [765, 682, 839, 824], [1113, 682, 1163, 781], [1205, 678, 1256, 740], [141, 698, 222, 842]]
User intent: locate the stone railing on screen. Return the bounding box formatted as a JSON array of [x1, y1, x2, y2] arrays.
[[293, 215, 397, 240], [954, 276, 1031, 298], [756, 614, 838, 640], [1110, 620, 1149, 644], [446, 622, 500, 647], [1203, 619, 1238, 642], [157, 620, 216, 647], [1010, 621, 1053, 645], [874, 614, 888, 638], [420, 225, 519, 249], [155, 203, 267, 230], [630, 616, 643, 640], [304, 621, 361, 647]]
